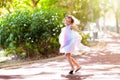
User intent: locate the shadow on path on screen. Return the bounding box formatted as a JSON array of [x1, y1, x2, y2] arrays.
[[0, 75, 24, 79], [61, 74, 93, 80]]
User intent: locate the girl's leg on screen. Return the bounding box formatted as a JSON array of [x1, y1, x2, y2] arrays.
[[65, 53, 74, 74], [70, 57, 81, 69]]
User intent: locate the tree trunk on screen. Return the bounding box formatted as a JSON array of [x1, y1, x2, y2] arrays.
[[68, 0, 74, 14], [115, 12, 119, 33], [96, 18, 100, 31], [32, 0, 40, 8]]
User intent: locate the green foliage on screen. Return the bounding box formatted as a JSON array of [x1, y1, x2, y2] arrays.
[[81, 33, 90, 45], [56, 0, 101, 23], [38, 0, 58, 9], [0, 8, 64, 59], [0, 0, 92, 59]]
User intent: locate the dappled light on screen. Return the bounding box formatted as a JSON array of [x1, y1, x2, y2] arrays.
[[0, 0, 120, 80]]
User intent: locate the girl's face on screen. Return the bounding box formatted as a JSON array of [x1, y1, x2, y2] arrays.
[[64, 17, 73, 26]]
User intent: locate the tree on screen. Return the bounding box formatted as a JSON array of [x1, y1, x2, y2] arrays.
[[55, 0, 101, 30], [110, 0, 120, 33], [0, 0, 41, 15]]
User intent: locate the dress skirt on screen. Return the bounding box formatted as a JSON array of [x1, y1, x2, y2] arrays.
[[59, 25, 90, 54]]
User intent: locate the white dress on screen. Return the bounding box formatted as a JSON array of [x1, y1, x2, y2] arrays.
[[59, 25, 90, 54]]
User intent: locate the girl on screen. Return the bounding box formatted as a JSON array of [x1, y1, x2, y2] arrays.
[[59, 15, 90, 74]]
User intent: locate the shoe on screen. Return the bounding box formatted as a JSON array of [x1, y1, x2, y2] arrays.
[[75, 67, 81, 72], [69, 70, 74, 74]]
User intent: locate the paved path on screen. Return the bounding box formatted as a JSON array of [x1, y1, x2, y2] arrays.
[[0, 34, 120, 80]]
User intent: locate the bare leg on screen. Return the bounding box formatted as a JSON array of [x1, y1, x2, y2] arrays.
[[65, 53, 74, 71], [70, 56, 81, 72], [70, 57, 81, 69]]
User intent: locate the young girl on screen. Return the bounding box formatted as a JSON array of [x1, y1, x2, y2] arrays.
[[59, 15, 90, 74]]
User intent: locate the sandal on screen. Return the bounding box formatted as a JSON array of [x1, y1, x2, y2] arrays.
[[75, 67, 81, 72], [69, 70, 74, 74]]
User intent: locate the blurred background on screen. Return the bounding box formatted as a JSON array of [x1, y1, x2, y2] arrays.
[[0, 0, 120, 61]]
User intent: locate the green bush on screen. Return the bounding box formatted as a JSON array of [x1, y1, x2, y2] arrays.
[[81, 33, 90, 45], [0, 8, 63, 59]]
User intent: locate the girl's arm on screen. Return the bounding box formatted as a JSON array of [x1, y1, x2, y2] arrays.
[[70, 25, 85, 35]]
